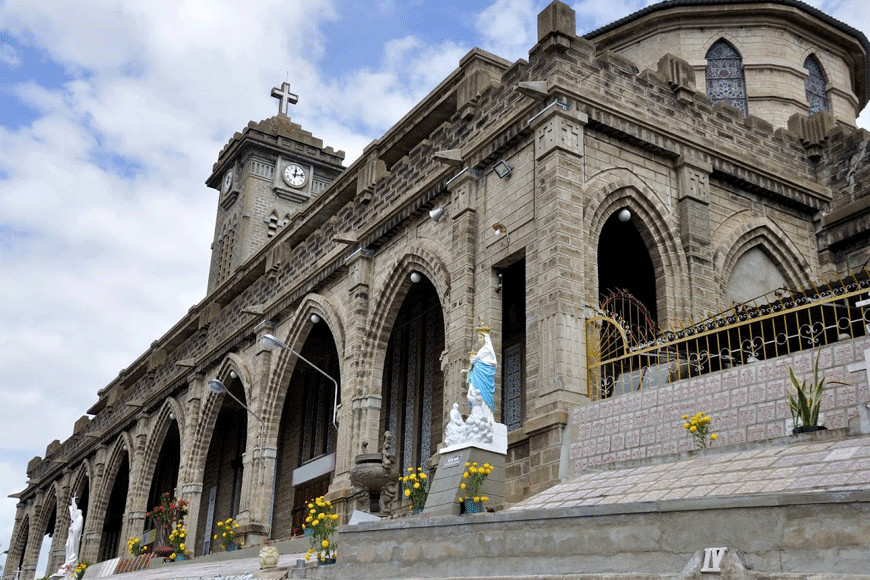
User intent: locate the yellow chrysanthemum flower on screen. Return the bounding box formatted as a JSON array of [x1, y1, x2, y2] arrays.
[[460, 483, 466, 489], [322, 540, 330, 548], [711, 433, 718, 440], [404, 489, 411, 497]]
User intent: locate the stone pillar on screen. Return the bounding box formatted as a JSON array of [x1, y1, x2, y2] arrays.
[[676, 156, 716, 315], [235, 321, 279, 546], [525, 101, 588, 494], [445, 169, 480, 412], [175, 373, 204, 551], [332, 249, 375, 510]]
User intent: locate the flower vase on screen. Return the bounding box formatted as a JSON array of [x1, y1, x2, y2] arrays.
[[318, 557, 337, 566], [175, 553, 187, 561], [463, 499, 483, 514], [304, 527, 313, 537], [225, 542, 237, 552], [412, 506, 424, 515]]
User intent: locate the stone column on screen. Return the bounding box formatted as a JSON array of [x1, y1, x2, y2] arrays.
[[676, 156, 716, 315], [332, 250, 375, 508], [445, 169, 479, 412], [237, 323, 275, 546], [526, 102, 588, 493], [176, 373, 204, 551]]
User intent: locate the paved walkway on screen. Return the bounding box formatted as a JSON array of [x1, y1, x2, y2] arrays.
[[508, 429, 870, 511], [91, 551, 309, 579]]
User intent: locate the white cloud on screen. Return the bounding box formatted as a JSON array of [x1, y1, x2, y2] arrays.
[[0, 43, 22, 68]]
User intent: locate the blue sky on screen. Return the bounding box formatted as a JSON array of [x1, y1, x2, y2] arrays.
[[1, 0, 868, 573]]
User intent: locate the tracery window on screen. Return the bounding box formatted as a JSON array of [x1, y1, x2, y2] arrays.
[[705, 39, 748, 116], [804, 54, 829, 115]]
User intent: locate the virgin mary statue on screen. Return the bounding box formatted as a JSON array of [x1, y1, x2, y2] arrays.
[[466, 323, 497, 413]]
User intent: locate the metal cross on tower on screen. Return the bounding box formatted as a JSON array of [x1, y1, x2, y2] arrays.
[[271, 82, 299, 116]]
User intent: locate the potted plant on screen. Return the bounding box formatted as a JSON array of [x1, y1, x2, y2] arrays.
[[457, 462, 493, 514], [168, 523, 190, 560], [303, 495, 338, 565], [787, 351, 845, 434], [72, 561, 90, 579], [400, 466, 429, 513], [146, 493, 189, 556], [213, 517, 243, 551]]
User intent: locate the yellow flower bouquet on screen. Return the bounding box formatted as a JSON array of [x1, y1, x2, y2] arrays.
[[682, 412, 717, 448], [303, 495, 338, 563], [400, 466, 429, 511], [169, 522, 190, 559], [457, 462, 493, 507], [213, 517, 243, 551]]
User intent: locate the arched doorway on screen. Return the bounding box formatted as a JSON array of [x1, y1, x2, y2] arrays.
[[598, 210, 658, 329], [35, 496, 57, 578], [145, 422, 180, 549], [196, 379, 248, 554], [380, 277, 445, 471], [272, 321, 340, 539], [98, 453, 129, 561]]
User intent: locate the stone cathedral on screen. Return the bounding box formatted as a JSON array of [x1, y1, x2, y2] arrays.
[[6, 1, 869, 578]]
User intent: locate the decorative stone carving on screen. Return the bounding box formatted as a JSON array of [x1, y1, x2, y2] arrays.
[[348, 432, 400, 515]]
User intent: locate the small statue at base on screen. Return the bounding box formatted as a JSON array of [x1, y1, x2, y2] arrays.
[[444, 403, 466, 447]]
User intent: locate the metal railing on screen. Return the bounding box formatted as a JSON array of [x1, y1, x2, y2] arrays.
[[587, 271, 870, 400]]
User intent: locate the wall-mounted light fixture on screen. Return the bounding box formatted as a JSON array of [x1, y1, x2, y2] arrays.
[[261, 334, 340, 429], [311, 314, 321, 324], [618, 208, 631, 222], [492, 223, 508, 237], [169, 412, 175, 420], [429, 207, 445, 222], [493, 160, 512, 179], [229, 370, 238, 379], [410, 271, 422, 283]]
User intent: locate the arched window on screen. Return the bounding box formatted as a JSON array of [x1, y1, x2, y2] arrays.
[[705, 39, 748, 116], [804, 54, 829, 115]]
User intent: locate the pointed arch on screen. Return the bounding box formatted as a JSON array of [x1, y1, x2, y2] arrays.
[[705, 38, 748, 116], [803, 53, 830, 115], [69, 460, 93, 505], [364, 241, 451, 397], [584, 168, 691, 323], [261, 293, 346, 441], [137, 397, 185, 506], [8, 513, 31, 574], [713, 213, 813, 304], [95, 433, 133, 513]]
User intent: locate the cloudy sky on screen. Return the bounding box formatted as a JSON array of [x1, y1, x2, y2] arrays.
[[1, 0, 868, 571]]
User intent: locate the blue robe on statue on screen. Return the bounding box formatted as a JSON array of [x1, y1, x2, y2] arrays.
[[468, 361, 496, 412]]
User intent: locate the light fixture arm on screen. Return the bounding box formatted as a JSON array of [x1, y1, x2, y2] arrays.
[[208, 379, 266, 484], [262, 334, 340, 429]]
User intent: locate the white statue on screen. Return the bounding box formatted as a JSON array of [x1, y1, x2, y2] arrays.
[[52, 497, 83, 578], [444, 403, 466, 446]]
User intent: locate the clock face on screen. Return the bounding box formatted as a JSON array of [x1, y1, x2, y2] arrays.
[[222, 171, 233, 193], [283, 163, 307, 188]]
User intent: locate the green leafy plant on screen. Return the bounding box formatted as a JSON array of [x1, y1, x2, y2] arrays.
[[168, 523, 190, 559], [303, 495, 338, 562], [787, 351, 845, 429], [682, 412, 717, 448], [400, 466, 429, 510]]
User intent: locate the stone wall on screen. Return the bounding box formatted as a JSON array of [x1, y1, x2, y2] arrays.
[[566, 338, 870, 477]]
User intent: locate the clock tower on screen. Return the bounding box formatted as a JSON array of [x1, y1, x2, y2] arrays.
[[204, 82, 345, 293]]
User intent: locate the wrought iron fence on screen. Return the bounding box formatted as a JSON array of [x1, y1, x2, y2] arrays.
[[587, 271, 870, 401]]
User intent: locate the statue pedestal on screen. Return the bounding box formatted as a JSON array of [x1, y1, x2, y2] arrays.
[[423, 433, 506, 516]]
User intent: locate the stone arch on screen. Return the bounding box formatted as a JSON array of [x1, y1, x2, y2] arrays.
[[584, 168, 691, 323], [69, 460, 92, 505], [27, 486, 59, 577], [7, 513, 31, 576], [93, 434, 133, 518], [261, 293, 347, 442], [713, 214, 812, 305], [701, 32, 746, 56], [364, 241, 451, 398], [137, 397, 185, 506], [214, 352, 255, 408]]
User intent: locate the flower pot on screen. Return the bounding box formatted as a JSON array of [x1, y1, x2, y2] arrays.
[[304, 527, 313, 537], [153, 545, 175, 558], [318, 557, 336, 566], [793, 425, 827, 434], [225, 542, 237, 552], [463, 499, 483, 514], [412, 506, 424, 515], [175, 553, 187, 561]]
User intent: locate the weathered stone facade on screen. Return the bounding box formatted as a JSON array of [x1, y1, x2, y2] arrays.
[[5, 1, 868, 578]]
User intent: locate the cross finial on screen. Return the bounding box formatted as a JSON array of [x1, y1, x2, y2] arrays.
[[270, 82, 298, 116]]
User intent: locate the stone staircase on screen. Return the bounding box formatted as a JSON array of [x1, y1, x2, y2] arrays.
[[98, 420, 870, 580]]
